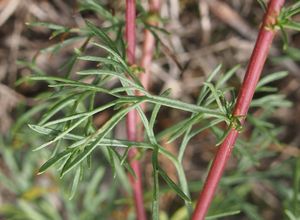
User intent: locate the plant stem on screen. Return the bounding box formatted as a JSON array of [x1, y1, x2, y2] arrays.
[[125, 1, 147, 220], [139, 0, 160, 92], [191, 1, 285, 219], [137, 0, 160, 141], [137, 1, 160, 218], [137, 0, 161, 131]]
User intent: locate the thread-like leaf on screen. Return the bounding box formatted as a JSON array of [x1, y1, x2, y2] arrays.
[[33, 116, 88, 151], [60, 102, 141, 176], [86, 21, 117, 51], [206, 210, 241, 219], [39, 94, 79, 125], [38, 150, 72, 175], [283, 21, 300, 31], [69, 168, 81, 200], [78, 56, 125, 70], [145, 95, 226, 119], [28, 124, 158, 150], [42, 37, 86, 53], [158, 167, 190, 202], [26, 22, 67, 30], [77, 69, 146, 92], [80, 2, 118, 23], [257, 71, 288, 88], [167, 113, 204, 143], [216, 65, 239, 89]]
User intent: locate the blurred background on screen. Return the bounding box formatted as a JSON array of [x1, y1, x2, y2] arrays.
[[0, 0, 299, 219]]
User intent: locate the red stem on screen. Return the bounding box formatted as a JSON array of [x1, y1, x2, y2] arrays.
[[140, 0, 160, 91], [192, 1, 285, 219], [125, 1, 147, 220], [138, 0, 160, 116], [140, 19, 156, 92]]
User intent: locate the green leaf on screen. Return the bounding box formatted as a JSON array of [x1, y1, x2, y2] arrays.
[[0, 172, 18, 193], [60, 102, 142, 176], [17, 60, 47, 77], [156, 117, 191, 140], [92, 43, 132, 74], [83, 167, 105, 207], [41, 99, 125, 127], [120, 147, 131, 166], [203, 82, 225, 113], [144, 95, 226, 119], [256, 0, 267, 12], [109, 148, 136, 178], [39, 93, 79, 125], [107, 147, 117, 178], [216, 65, 239, 89], [251, 94, 292, 108], [115, 25, 126, 58], [79, 0, 119, 23], [28, 124, 156, 150], [38, 150, 72, 174], [69, 168, 81, 200], [257, 71, 288, 88], [206, 210, 241, 219], [26, 22, 67, 31], [216, 126, 233, 146], [152, 145, 160, 220], [32, 116, 88, 151], [41, 36, 86, 54], [77, 69, 146, 92], [145, 23, 170, 36], [26, 21, 71, 39], [29, 76, 75, 84], [78, 56, 126, 70], [152, 200, 159, 220], [12, 103, 49, 134], [47, 82, 116, 96], [196, 76, 218, 106], [284, 2, 300, 18], [158, 167, 190, 202], [283, 21, 300, 31], [279, 24, 289, 50], [284, 47, 300, 61], [285, 210, 298, 220], [167, 113, 204, 143], [86, 21, 117, 51], [188, 119, 224, 139], [150, 104, 161, 131], [18, 200, 47, 220]]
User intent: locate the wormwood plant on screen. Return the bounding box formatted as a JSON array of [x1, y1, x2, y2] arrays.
[[17, 0, 300, 219]]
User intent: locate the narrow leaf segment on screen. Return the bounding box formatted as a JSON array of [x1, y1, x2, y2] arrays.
[[192, 1, 286, 219]]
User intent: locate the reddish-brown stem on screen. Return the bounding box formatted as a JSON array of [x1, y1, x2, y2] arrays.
[[137, 0, 160, 141], [192, 1, 285, 219], [140, 0, 160, 92], [139, 20, 156, 92], [125, 1, 147, 219]]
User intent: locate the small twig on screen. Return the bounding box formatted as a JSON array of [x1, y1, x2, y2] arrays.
[[199, 0, 211, 44], [0, 0, 20, 26], [206, 0, 257, 40], [192, 0, 286, 219]]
